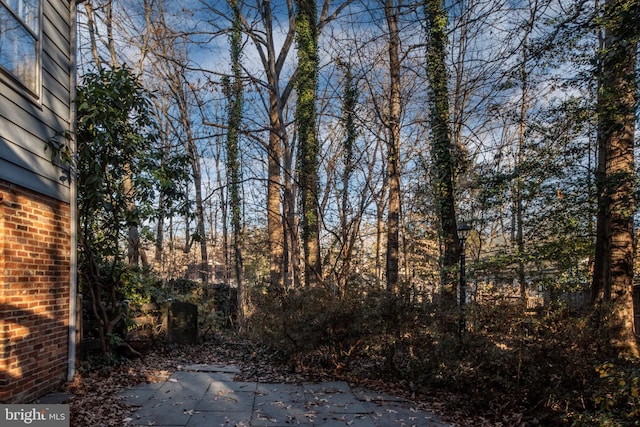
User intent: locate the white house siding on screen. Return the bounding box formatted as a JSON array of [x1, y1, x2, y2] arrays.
[[0, 0, 72, 202]]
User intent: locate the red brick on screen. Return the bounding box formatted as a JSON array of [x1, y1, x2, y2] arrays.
[[1, 181, 71, 403]]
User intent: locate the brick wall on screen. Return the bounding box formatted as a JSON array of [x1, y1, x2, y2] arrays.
[[0, 180, 71, 403]]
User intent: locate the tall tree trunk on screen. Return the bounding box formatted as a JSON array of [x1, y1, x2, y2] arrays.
[[384, 0, 402, 291], [592, 131, 610, 304], [227, 0, 246, 328], [424, 0, 460, 304], [173, 72, 208, 282], [591, 3, 608, 306], [376, 199, 385, 288], [284, 144, 300, 289], [516, 32, 530, 303], [295, 0, 322, 287], [592, 0, 639, 355], [186, 130, 208, 283], [239, 0, 297, 291], [183, 199, 191, 254], [216, 148, 230, 284], [338, 61, 358, 289], [267, 97, 285, 290], [105, 0, 118, 66], [124, 170, 141, 267], [155, 192, 165, 264]]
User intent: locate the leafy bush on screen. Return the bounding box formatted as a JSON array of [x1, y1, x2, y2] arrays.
[[166, 278, 199, 295], [118, 268, 165, 306], [47, 66, 190, 358], [568, 361, 640, 426]]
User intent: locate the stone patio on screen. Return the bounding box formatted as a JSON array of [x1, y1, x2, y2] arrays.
[[117, 364, 453, 426]]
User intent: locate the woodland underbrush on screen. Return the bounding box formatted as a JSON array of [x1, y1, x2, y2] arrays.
[[246, 285, 640, 426]]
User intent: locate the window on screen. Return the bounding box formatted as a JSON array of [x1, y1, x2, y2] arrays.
[[0, 0, 41, 95]]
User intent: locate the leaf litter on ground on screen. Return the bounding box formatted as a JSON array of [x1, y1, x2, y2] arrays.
[[52, 335, 497, 426]]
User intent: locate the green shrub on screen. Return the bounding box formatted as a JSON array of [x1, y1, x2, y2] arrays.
[[166, 278, 199, 295], [568, 361, 640, 426], [118, 267, 165, 306]]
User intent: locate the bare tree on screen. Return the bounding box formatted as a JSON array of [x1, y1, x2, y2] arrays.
[[144, 6, 209, 282], [381, 0, 402, 291]]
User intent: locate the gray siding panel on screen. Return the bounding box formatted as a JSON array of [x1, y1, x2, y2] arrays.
[[0, 134, 65, 182], [0, 89, 63, 145], [0, 0, 72, 203], [48, 0, 72, 38], [0, 142, 69, 201], [43, 76, 72, 121]]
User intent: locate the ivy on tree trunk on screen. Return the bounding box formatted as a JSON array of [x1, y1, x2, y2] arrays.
[[424, 0, 461, 305], [295, 0, 322, 287]]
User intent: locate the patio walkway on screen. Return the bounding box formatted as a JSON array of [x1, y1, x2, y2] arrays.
[[117, 364, 453, 426]]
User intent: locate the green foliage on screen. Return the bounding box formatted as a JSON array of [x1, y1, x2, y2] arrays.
[[469, 95, 596, 287], [166, 278, 200, 295], [46, 65, 189, 260], [295, 0, 322, 284], [73, 67, 161, 353], [75, 66, 160, 243], [569, 361, 640, 426], [118, 268, 164, 306], [46, 66, 189, 355], [339, 61, 358, 168]]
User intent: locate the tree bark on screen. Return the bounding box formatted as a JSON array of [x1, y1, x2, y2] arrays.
[[227, 0, 246, 328], [384, 0, 402, 291], [237, 0, 297, 291], [295, 0, 322, 287], [424, 0, 460, 304], [592, 0, 639, 355]]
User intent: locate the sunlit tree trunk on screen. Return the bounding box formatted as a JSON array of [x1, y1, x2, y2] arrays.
[[155, 192, 165, 264], [283, 151, 300, 289], [153, 113, 171, 267], [234, 0, 296, 291], [83, 1, 102, 68], [514, 2, 539, 303], [217, 144, 230, 285], [592, 0, 609, 306], [592, 0, 639, 355], [267, 119, 285, 290]]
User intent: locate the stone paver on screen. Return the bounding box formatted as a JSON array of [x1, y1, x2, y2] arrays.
[[118, 364, 452, 426]]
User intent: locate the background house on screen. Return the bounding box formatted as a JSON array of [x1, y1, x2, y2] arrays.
[[0, 0, 78, 403]]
